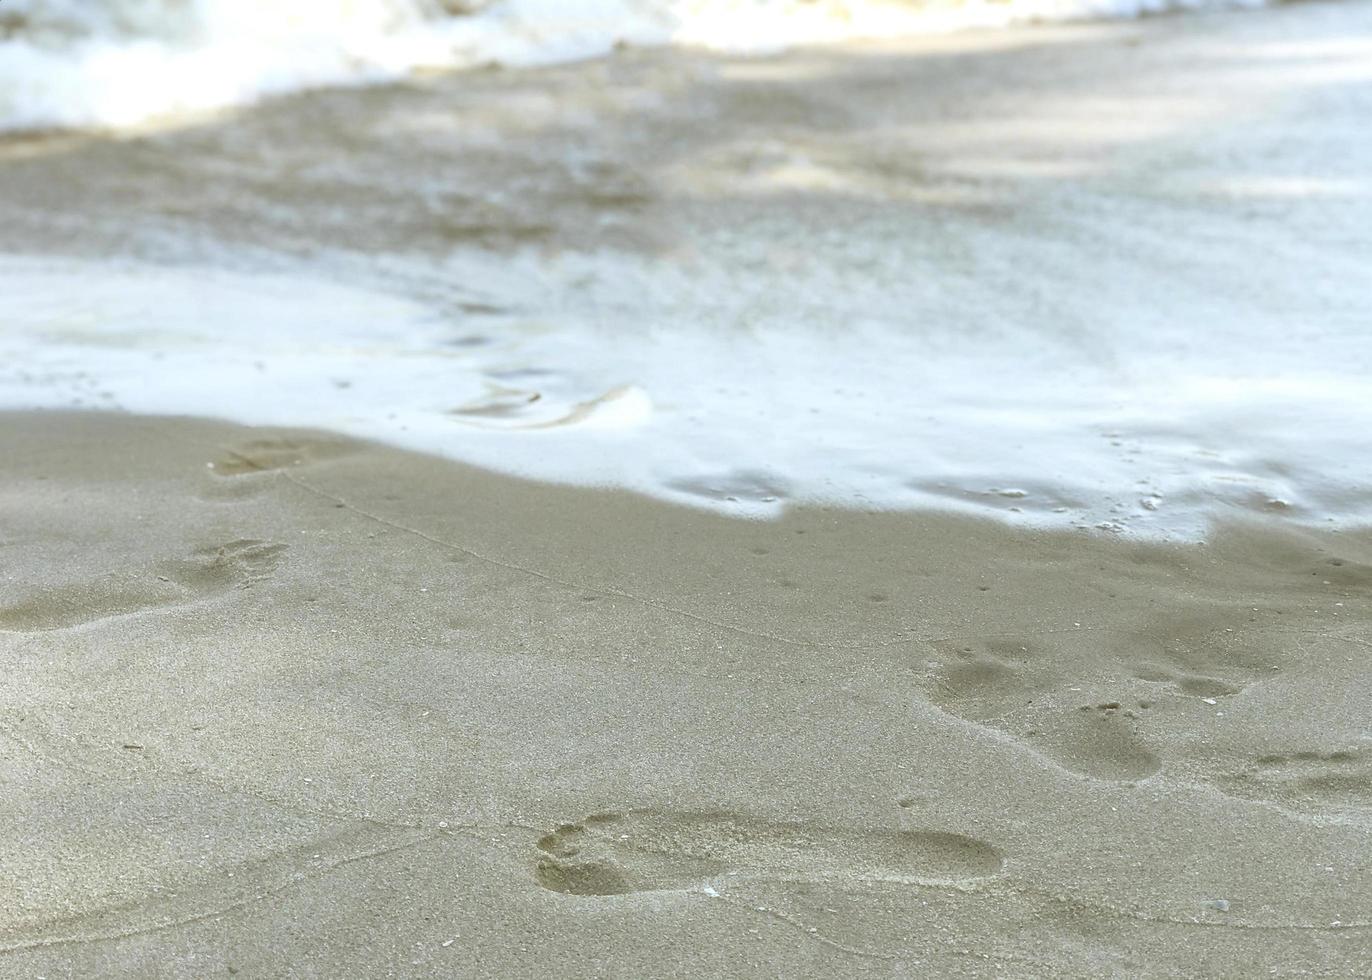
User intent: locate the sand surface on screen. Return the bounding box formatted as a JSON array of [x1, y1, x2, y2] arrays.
[[4, 1, 1372, 975], [1, 411, 1370, 977]]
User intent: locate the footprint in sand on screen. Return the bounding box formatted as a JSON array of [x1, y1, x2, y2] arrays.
[[928, 639, 1161, 782], [1214, 749, 1372, 814], [1036, 702, 1161, 782], [208, 437, 357, 477], [533, 810, 1003, 897], [931, 640, 1050, 722], [0, 539, 286, 632], [1124, 622, 1273, 694], [1130, 663, 1241, 700]]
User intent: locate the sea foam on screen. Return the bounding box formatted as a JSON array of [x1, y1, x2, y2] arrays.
[[3, 247, 1367, 538], [0, 0, 1263, 132]]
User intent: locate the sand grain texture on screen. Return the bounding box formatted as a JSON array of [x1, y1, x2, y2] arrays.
[[3, 1, 1372, 974], [1, 412, 1369, 977]]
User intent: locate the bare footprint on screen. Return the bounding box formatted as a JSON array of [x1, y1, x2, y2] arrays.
[[1030, 703, 1161, 782], [0, 539, 286, 632], [1131, 663, 1241, 700], [928, 640, 1160, 782], [1134, 619, 1292, 692], [932, 640, 1048, 721], [208, 437, 356, 477], [1214, 749, 1372, 814], [534, 810, 1003, 897]]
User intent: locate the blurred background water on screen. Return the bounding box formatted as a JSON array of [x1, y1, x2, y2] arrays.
[[1, 0, 1368, 537], [0, 0, 1264, 131]]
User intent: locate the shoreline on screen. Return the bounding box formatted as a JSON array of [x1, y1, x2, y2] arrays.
[[2, 410, 1369, 975], [3, 1, 1371, 537], [3, 1, 1371, 972], [0, 0, 1278, 136]]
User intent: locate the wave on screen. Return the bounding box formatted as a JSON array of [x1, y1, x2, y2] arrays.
[[0, 0, 1263, 133], [5, 246, 1367, 538]]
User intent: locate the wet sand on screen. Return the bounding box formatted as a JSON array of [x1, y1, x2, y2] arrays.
[[4, 0, 1372, 975], [5, 0, 1372, 537], [1, 410, 1370, 976]]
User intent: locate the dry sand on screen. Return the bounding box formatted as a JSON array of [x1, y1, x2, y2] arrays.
[[1, 410, 1369, 977]]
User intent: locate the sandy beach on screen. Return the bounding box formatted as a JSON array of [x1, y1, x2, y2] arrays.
[[3, 0, 1372, 975], [2, 411, 1369, 976]]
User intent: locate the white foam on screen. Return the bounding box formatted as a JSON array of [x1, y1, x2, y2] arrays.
[[0, 0, 1264, 133], [2, 248, 1368, 537]]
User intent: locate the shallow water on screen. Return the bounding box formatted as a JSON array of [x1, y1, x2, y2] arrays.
[[0, 0, 1268, 131], [1, 3, 1369, 537]]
